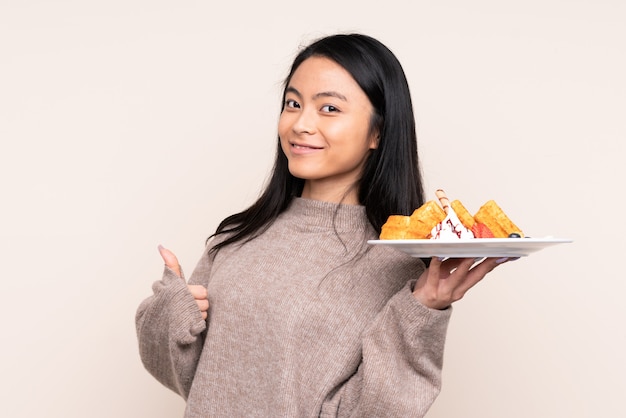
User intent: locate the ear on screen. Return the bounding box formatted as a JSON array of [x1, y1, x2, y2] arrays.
[[368, 130, 380, 150]]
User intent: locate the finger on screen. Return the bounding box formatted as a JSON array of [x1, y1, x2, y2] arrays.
[[158, 244, 182, 277], [191, 290, 209, 320], [415, 257, 450, 307], [188, 284, 208, 300], [436, 258, 475, 292], [196, 298, 209, 312], [422, 257, 483, 303], [453, 257, 502, 295], [472, 256, 509, 273], [442, 257, 475, 275], [427, 257, 444, 285]]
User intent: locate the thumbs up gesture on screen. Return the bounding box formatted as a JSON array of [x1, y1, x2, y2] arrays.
[[158, 245, 209, 320]]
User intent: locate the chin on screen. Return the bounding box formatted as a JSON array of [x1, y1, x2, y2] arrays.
[[287, 165, 321, 181]]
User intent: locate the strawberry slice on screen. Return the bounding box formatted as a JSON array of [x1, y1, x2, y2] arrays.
[[471, 223, 494, 238]]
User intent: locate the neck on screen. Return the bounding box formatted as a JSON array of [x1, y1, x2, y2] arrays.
[[300, 181, 359, 205]]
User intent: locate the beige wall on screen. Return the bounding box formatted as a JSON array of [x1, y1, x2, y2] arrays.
[[1, 1, 624, 417]]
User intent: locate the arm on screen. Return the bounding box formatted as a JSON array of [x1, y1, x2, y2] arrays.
[[325, 280, 451, 418], [135, 246, 212, 398], [326, 256, 514, 417]]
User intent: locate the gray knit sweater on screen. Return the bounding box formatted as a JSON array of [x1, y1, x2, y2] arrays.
[[136, 198, 451, 417]]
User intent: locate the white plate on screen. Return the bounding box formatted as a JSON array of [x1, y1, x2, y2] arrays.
[[367, 237, 573, 258]]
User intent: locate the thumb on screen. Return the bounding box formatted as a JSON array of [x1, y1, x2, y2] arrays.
[[158, 244, 182, 278]]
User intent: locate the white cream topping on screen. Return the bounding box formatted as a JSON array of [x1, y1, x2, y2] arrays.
[[430, 208, 475, 240]]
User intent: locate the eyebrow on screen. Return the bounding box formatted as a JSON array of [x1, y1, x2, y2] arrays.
[[285, 86, 348, 102]]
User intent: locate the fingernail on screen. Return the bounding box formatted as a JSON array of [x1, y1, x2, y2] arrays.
[[495, 257, 509, 264], [437, 257, 445, 262], [509, 257, 520, 262]]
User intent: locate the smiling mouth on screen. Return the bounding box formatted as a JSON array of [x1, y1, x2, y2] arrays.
[[292, 143, 322, 150]]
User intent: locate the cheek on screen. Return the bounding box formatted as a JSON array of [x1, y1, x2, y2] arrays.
[[279, 137, 289, 157], [277, 115, 289, 149], [278, 109, 294, 130], [278, 114, 291, 137]]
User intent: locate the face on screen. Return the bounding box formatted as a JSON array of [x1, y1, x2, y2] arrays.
[[278, 56, 378, 204]]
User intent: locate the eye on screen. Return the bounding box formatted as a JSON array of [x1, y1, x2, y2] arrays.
[[284, 99, 300, 109], [320, 105, 339, 113]]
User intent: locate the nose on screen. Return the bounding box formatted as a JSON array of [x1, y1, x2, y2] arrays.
[[292, 108, 317, 135]]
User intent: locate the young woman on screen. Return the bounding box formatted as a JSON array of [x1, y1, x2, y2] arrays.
[[136, 33, 512, 417]]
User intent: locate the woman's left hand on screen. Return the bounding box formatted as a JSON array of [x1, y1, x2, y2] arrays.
[[413, 257, 515, 310]]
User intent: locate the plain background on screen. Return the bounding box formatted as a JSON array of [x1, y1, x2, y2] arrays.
[[1, 0, 624, 417]]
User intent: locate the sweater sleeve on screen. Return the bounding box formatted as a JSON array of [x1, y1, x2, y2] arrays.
[[135, 248, 213, 399], [324, 280, 452, 418]]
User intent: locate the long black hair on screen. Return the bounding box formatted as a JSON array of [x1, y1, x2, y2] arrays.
[[208, 33, 425, 254]]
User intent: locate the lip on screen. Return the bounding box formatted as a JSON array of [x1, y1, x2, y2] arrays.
[[289, 142, 324, 155]]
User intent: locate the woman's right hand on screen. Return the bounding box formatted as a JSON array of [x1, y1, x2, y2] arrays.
[[158, 245, 209, 320]]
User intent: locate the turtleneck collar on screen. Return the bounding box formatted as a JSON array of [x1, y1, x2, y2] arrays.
[[282, 198, 371, 232]]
